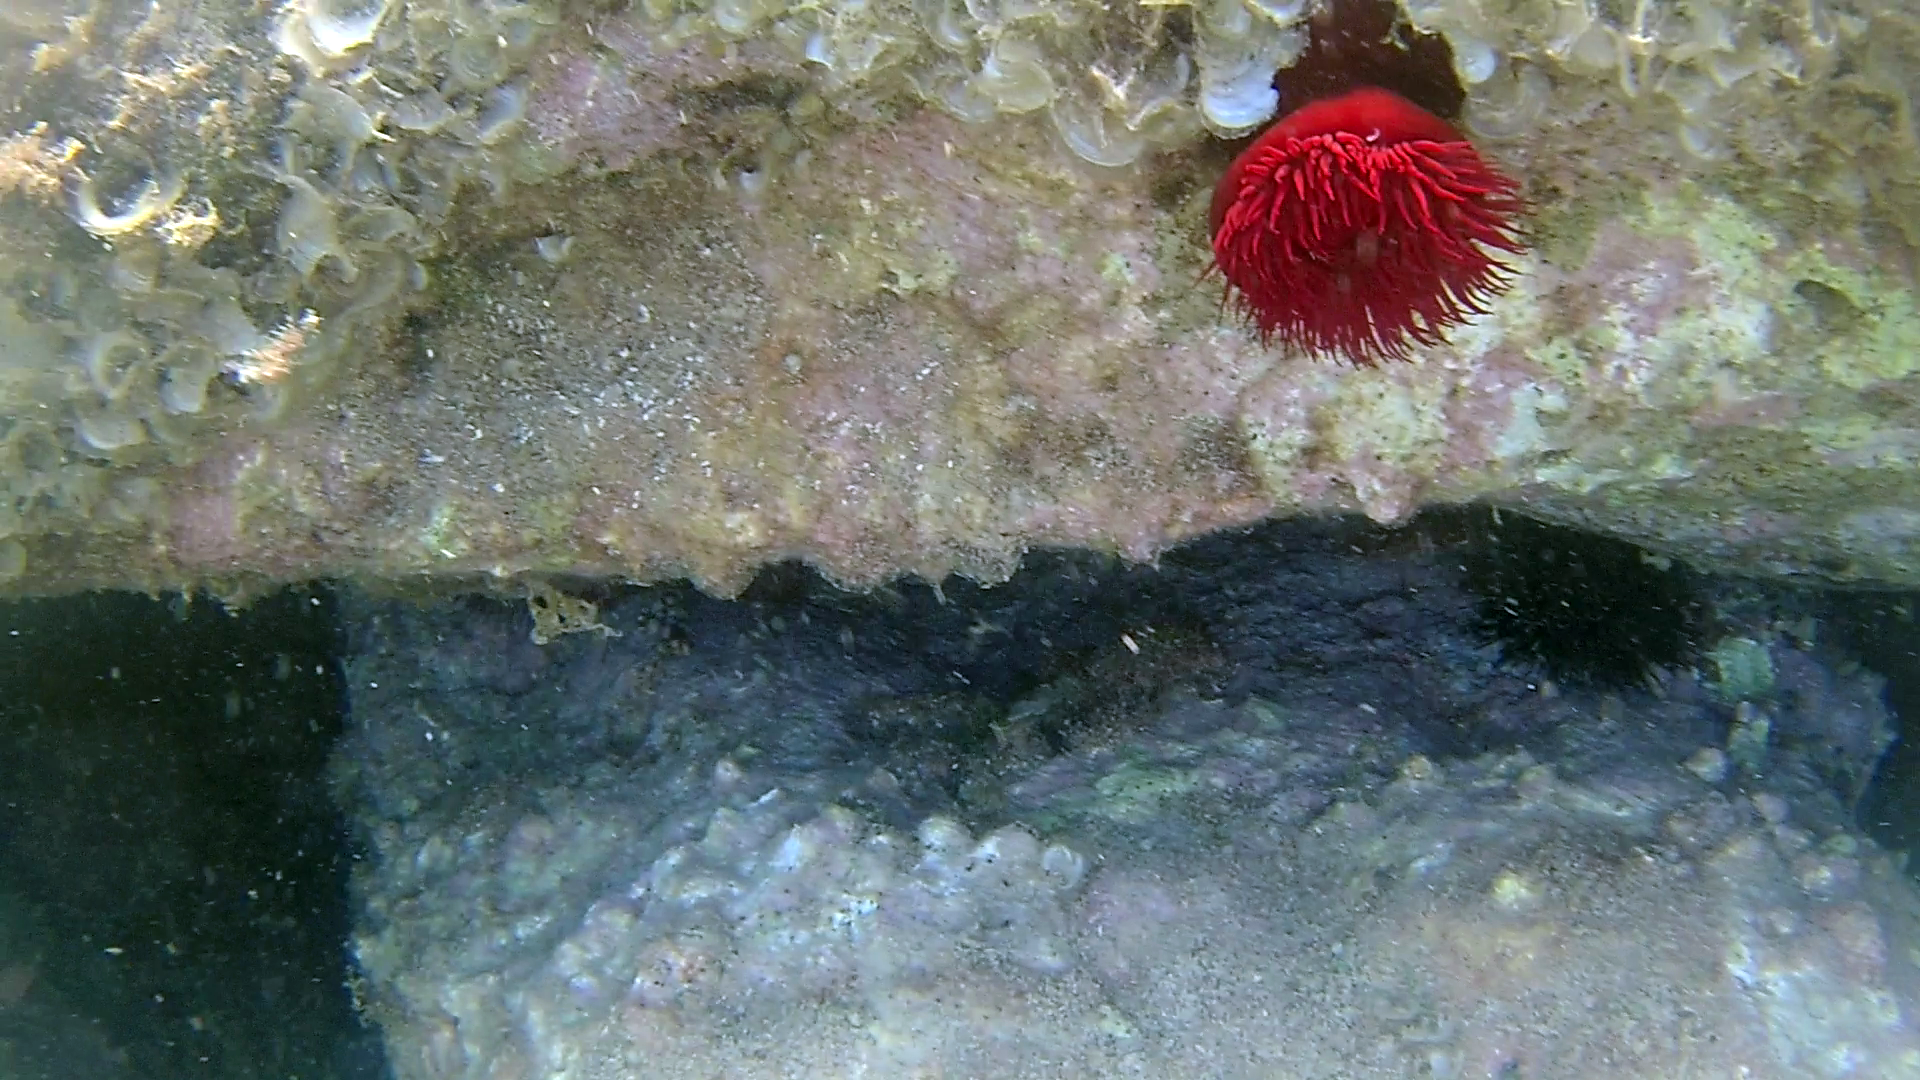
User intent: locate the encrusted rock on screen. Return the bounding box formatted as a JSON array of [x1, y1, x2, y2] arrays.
[[3, 0, 1919, 594]]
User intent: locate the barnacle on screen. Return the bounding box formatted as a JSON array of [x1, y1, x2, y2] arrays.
[[74, 330, 151, 402], [0, 0, 550, 545], [273, 171, 353, 281], [276, 0, 399, 66], [69, 164, 185, 237]]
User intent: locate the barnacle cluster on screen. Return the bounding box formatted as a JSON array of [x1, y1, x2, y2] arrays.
[[650, 0, 1874, 173], [0, 0, 559, 574], [673, 0, 1315, 166], [1402, 0, 1854, 153]]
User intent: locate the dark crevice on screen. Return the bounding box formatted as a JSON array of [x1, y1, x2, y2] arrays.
[[1275, 0, 1467, 121]]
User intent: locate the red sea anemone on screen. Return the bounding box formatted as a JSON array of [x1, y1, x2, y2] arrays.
[[1209, 85, 1526, 366]]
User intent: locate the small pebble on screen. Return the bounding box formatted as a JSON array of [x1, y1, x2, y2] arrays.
[[1750, 792, 1789, 825], [1684, 746, 1729, 783]]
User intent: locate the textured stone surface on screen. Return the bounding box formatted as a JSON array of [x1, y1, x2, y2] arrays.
[[334, 528, 1920, 1079], [4, 0, 1920, 594]]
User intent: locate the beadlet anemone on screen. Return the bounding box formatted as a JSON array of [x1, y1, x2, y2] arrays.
[[1208, 2, 1527, 366]]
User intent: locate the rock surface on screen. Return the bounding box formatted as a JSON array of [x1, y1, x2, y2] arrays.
[[3, 0, 1919, 593], [335, 522, 1920, 1079]]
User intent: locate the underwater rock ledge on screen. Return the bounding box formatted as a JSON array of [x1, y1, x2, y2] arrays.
[[2, 0, 1919, 595], [332, 534, 1920, 1080]]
